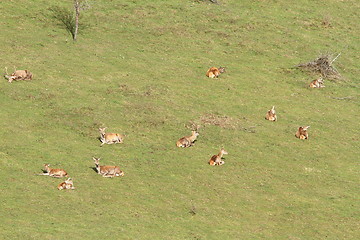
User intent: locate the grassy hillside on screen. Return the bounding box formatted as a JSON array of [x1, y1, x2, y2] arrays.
[[0, 0, 359, 239]]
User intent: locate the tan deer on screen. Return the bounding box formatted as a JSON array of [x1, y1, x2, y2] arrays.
[[209, 148, 228, 166], [93, 157, 124, 178], [206, 67, 226, 78], [37, 164, 68, 178], [4, 67, 33, 83], [309, 77, 325, 88], [176, 130, 199, 148], [265, 106, 277, 121], [57, 178, 75, 190], [295, 126, 310, 140], [99, 127, 124, 146]]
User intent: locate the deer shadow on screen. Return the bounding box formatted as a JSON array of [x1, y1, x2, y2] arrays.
[[89, 167, 98, 173]]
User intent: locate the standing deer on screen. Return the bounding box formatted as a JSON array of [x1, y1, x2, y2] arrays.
[[265, 106, 277, 121], [176, 130, 200, 148], [37, 164, 68, 178], [206, 67, 226, 78], [93, 157, 124, 178], [295, 126, 310, 140], [209, 148, 228, 166], [99, 127, 124, 146], [57, 178, 75, 190]]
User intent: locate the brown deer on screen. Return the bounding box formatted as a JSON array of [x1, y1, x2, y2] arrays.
[[4, 67, 33, 83], [309, 77, 325, 88], [57, 178, 75, 190], [99, 127, 124, 147], [93, 157, 124, 178], [37, 164, 68, 178], [206, 67, 226, 78], [265, 106, 277, 121], [209, 148, 228, 166], [176, 130, 199, 148], [295, 126, 310, 140]]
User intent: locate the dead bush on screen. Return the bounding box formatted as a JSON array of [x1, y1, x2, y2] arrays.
[[295, 53, 342, 80]]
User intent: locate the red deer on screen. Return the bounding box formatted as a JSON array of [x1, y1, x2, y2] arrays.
[[265, 106, 277, 121], [57, 178, 75, 190], [295, 126, 310, 140], [176, 130, 199, 148], [99, 127, 124, 147], [93, 157, 124, 178], [309, 77, 325, 88], [37, 164, 68, 178], [4, 67, 33, 83], [206, 67, 226, 78], [209, 148, 228, 166]]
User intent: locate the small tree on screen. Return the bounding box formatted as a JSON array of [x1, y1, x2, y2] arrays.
[[49, 0, 90, 41], [73, 0, 80, 41]]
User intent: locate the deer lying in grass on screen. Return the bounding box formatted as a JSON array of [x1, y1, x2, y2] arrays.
[[309, 77, 325, 88], [176, 130, 199, 148], [4, 67, 33, 83], [206, 67, 226, 78], [57, 178, 75, 190], [37, 164, 68, 178], [265, 106, 277, 121], [99, 127, 124, 146], [295, 126, 310, 140], [93, 157, 124, 178], [209, 148, 228, 166]]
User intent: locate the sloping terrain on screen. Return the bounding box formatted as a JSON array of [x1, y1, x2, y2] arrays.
[[0, 0, 359, 239]]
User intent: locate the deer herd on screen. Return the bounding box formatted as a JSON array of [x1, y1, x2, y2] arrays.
[[5, 66, 320, 190]]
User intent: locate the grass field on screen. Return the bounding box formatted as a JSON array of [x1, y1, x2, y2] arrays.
[[0, 0, 359, 239]]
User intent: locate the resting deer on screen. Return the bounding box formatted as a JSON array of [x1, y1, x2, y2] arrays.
[[209, 148, 228, 166], [206, 67, 226, 78], [176, 130, 199, 148], [4, 67, 33, 83], [37, 164, 68, 178], [93, 157, 124, 178], [295, 126, 310, 140], [99, 127, 124, 146], [265, 106, 277, 121], [309, 77, 325, 88], [57, 178, 75, 190]]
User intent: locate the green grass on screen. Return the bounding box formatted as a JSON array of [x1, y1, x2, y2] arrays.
[[0, 0, 359, 239]]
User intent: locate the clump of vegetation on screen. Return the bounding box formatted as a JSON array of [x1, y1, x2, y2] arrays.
[[295, 53, 342, 79], [48, 1, 90, 41], [194, 0, 219, 4], [186, 114, 256, 132], [49, 6, 76, 39]]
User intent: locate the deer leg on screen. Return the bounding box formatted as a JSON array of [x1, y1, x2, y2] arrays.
[[35, 173, 49, 176], [102, 174, 114, 178]]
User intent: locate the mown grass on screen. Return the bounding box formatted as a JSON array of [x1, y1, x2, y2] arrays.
[[0, 0, 359, 239]]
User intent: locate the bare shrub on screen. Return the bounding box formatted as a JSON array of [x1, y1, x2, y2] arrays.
[[295, 53, 342, 80], [49, 1, 90, 41], [49, 6, 76, 39]]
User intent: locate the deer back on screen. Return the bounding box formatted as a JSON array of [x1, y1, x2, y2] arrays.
[[104, 133, 123, 142], [99, 165, 120, 175]]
